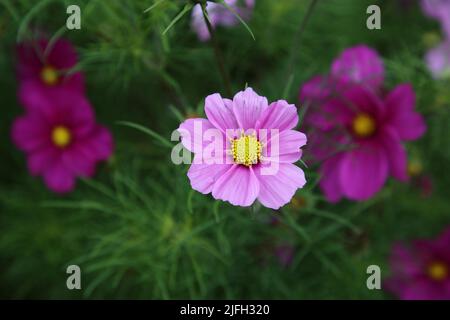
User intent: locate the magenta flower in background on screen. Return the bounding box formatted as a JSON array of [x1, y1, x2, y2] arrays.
[[178, 87, 307, 210], [11, 90, 113, 193], [331, 44, 385, 91], [17, 37, 84, 108], [300, 45, 426, 202], [191, 0, 255, 41], [385, 227, 450, 300]]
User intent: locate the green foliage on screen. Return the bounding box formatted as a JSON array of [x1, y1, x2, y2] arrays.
[[0, 0, 449, 299]]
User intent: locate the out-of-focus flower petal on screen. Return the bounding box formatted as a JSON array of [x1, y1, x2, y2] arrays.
[[43, 161, 76, 193], [339, 141, 389, 200], [425, 41, 450, 79], [319, 155, 345, 203], [384, 84, 426, 141], [380, 127, 408, 182], [331, 44, 385, 90]]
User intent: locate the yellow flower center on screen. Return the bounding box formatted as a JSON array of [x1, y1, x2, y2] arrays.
[[290, 196, 307, 210], [427, 262, 448, 281], [41, 65, 59, 86], [408, 160, 423, 177], [352, 113, 376, 138], [231, 134, 261, 166], [52, 126, 72, 148]]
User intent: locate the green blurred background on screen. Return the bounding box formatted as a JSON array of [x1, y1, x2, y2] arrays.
[[0, 0, 449, 299]]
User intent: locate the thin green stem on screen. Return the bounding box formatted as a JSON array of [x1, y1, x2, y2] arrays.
[[201, 2, 232, 97], [287, 0, 320, 74]]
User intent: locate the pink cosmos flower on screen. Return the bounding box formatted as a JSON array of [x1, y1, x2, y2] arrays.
[[11, 90, 113, 193], [191, 0, 255, 41], [300, 45, 426, 202], [177, 87, 307, 210], [385, 227, 450, 300], [17, 37, 84, 108]]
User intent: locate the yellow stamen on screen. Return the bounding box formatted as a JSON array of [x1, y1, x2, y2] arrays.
[[41, 65, 59, 86], [290, 196, 307, 210], [352, 113, 376, 138], [408, 160, 423, 177], [52, 126, 71, 148], [231, 133, 261, 166], [427, 262, 448, 281]]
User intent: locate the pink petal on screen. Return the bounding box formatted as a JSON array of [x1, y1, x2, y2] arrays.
[[11, 114, 50, 152], [263, 130, 307, 163], [178, 118, 216, 153], [43, 161, 76, 193], [16, 40, 43, 78], [74, 125, 114, 162], [58, 71, 85, 94], [319, 155, 344, 203], [191, 14, 210, 41], [390, 243, 423, 277], [188, 158, 232, 194], [212, 165, 260, 207], [339, 142, 389, 200], [402, 279, 446, 300], [232, 87, 268, 130], [421, 0, 450, 39], [380, 127, 408, 181], [57, 91, 95, 137], [299, 76, 332, 104], [205, 93, 238, 133], [256, 163, 306, 210], [19, 89, 94, 132], [46, 38, 79, 69], [331, 44, 385, 90], [338, 84, 384, 119], [425, 42, 450, 79], [61, 148, 96, 177], [385, 84, 426, 141], [27, 148, 58, 176], [256, 100, 298, 132], [18, 81, 50, 111], [302, 79, 360, 130]]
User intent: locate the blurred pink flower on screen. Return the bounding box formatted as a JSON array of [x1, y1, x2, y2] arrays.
[[17, 37, 84, 108], [385, 227, 450, 300], [421, 1, 450, 78], [421, 0, 450, 38], [178, 87, 307, 209], [11, 90, 113, 193], [425, 41, 450, 79], [191, 0, 255, 41], [299, 45, 426, 202]]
